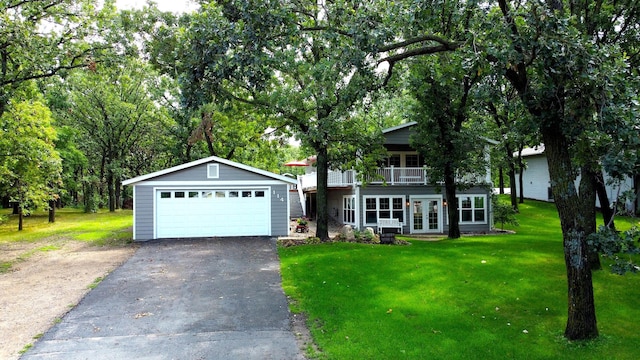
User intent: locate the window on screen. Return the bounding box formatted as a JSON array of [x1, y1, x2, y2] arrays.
[[215, 191, 226, 198], [207, 164, 219, 178], [405, 154, 420, 167], [202, 191, 213, 198], [229, 191, 239, 198], [364, 196, 405, 225], [343, 196, 355, 224], [255, 191, 265, 198], [174, 191, 185, 198], [160, 192, 171, 199], [242, 191, 252, 198], [386, 154, 401, 167], [189, 191, 199, 198], [457, 195, 486, 223]]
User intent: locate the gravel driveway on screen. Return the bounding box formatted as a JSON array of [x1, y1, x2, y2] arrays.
[[22, 237, 304, 360]]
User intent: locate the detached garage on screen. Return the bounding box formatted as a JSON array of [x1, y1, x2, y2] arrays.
[[122, 156, 297, 240]]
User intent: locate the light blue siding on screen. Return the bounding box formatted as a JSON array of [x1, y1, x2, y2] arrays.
[[134, 186, 154, 240], [129, 160, 292, 240], [270, 185, 290, 236]]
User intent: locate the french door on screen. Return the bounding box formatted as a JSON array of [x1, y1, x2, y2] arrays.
[[411, 198, 442, 233]]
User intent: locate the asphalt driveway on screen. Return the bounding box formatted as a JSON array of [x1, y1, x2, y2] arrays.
[[22, 237, 304, 360]]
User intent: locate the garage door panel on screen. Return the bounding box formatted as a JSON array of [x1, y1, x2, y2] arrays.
[[155, 189, 270, 238]]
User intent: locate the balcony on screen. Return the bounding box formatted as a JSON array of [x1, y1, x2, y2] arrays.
[[299, 167, 429, 190]]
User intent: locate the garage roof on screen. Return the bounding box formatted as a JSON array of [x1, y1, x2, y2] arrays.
[[122, 156, 297, 186]]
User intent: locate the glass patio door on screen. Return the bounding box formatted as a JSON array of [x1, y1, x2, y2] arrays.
[[411, 198, 441, 233]]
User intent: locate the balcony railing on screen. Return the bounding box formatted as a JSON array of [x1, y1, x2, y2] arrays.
[[299, 167, 429, 190]]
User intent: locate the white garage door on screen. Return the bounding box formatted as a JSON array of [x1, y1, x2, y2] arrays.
[[155, 188, 271, 238]]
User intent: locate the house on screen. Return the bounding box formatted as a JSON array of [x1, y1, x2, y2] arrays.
[[122, 156, 297, 240], [297, 122, 494, 234], [519, 145, 638, 213]]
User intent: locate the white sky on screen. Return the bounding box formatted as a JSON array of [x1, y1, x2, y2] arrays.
[[115, 0, 199, 13]]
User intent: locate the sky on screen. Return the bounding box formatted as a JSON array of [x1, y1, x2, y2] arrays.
[[115, 0, 199, 13]]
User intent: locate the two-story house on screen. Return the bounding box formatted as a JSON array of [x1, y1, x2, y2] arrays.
[[296, 122, 494, 235]]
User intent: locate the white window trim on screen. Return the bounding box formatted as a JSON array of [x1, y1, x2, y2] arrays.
[[343, 195, 356, 225], [363, 195, 406, 226], [456, 194, 487, 224], [207, 164, 219, 178]]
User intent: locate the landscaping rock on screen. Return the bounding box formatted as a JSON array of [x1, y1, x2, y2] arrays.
[[340, 225, 356, 241], [365, 227, 375, 237]]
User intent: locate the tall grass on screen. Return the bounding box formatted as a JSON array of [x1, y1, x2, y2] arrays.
[[279, 199, 640, 359]]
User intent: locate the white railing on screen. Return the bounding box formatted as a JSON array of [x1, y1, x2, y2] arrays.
[[299, 167, 428, 190], [367, 167, 428, 185]]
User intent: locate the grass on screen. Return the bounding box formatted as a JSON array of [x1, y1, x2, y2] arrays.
[[279, 198, 640, 359], [0, 207, 133, 245], [0, 207, 133, 273], [87, 276, 104, 289]]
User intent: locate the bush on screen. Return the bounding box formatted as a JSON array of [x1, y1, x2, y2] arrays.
[[492, 197, 519, 231]]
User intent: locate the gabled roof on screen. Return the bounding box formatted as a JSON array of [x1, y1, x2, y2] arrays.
[[122, 155, 297, 186], [382, 121, 499, 145], [518, 145, 545, 157], [382, 121, 417, 134]]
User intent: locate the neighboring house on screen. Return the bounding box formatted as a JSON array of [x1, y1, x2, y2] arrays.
[[519, 145, 638, 213], [297, 122, 495, 234], [123, 156, 297, 241]]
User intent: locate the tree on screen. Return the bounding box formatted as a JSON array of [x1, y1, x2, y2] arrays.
[[486, 0, 640, 340], [0, 0, 109, 118], [57, 60, 173, 211], [408, 52, 488, 239], [0, 95, 62, 230], [481, 75, 537, 212], [151, 1, 394, 240]]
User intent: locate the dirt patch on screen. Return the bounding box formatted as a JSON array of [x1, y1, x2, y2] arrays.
[[0, 240, 136, 360]]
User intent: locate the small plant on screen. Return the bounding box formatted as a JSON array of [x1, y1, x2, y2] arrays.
[[87, 276, 104, 289], [492, 197, 519, 231], [305, 237, 322, 244], [19, 343, 33, 355], [297, 217, 309, 226]]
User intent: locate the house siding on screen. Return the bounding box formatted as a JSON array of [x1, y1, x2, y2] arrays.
[[327, 188, 356, 223], [154, 162, 279, 182], [133, 185, 154, 240], [521, 154, 636, 212], [384, 126, 413, 145], [129, 160, 292, 240], [353, 185, 492, 234], [521, 155, 551, 201], [270, 184, 290, 236]]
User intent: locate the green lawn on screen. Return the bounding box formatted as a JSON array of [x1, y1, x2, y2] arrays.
[[0, 207, 133, 246], [279, 199, 640, 359], [0, 207, 133, 273]]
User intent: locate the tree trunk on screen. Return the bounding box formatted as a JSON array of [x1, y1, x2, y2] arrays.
[[508, 164, 519, 212], [12, 202, 19, 215], [499, 166, 505, 194], [543, 126, 598, 341], [18, 207, 23, 231], [518, 157, 525, 204], [594, 171, 615, 230], [580, 168, 601, 271], [635, 174, 640, 216], [115, 177, 122, 210], [48, 200, 56, 223], [107, 171, 116, 212], [444, 163, 460, 239], [315, 146, 330, 241]]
